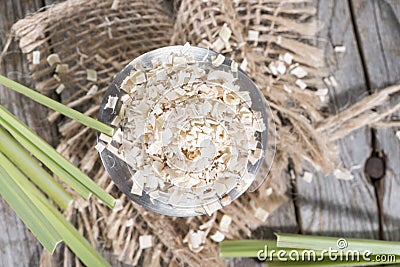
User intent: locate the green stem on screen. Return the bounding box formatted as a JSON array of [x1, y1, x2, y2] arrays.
[[0, 116, 91, 199], [0, 106, 115, 208], [0, 159, 62, 253], [0, 153, 111, 266], [0, 126, 72, 210], [0, 74, 113, 136]]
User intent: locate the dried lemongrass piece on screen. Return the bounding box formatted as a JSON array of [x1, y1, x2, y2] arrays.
[[249, 148, 263, 164], [86, 69, 97, 82], [187, 230, 205, 251], [111, 0, 119, 10], [104, 96, 118, 110], [223, 91, 240, 105], [214, 182, 226, 197], [94, 54, 106, 64], [334, 168, 354, 180], [125, 218, 134, 227], [55, 64, 69, 74], [334, 45, 346, 53], [219, 23, 232, 43], [268, 62, 278, 76], [120, 94, 130, 103], [221, 195, 232, 206], [173, 56, 187, 66], [99, 133, 112, 143], [112, 199, 123, 212], [139, 235, 153, 249], [295, 79, 307, 90], [121, 70, 146, 93], [111, 116, 121, 126], [219, 215, 232, 232], [254, 207, 270, 222], [53, 74, 61, 82], [266, 187, 273, 196], [316, 88, 329, 102], [148, 190, 160, 200], [168, 189, 184, 206], [32, 51, 40, 65], [210, 231, 225, 242], [302, 171, 313, 183], [276, 35, 282, 44], [181, 42, 191, 54], [211, 54, 225, 67], [396, 131, 400, 141], [203, 201, 222, 216], [131, 181, 143, 196], [106, 144, 125, 161], [87, 85, 98, 96], [276, 61, 286, 75], [94, 142, 105, 153], [283, 53, 293, 65], [208, 70, 234, 82], [283, 84, 292, 93], [315, 88, 328, 96], [231, 61, 238, 72], [240, 58, 248, 71], [329, 75, 339, 87], [323, 76, 332, 87], [212, 38, 225, 52], [55, 84, 65, 94], [290, 66, 308, 78], [247, 30, 259, 42], [47, 53, 61, 66], [112, 128, 123, 144]]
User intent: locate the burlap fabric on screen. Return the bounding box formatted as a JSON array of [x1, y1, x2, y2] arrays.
[[7, 0, 400, 266]]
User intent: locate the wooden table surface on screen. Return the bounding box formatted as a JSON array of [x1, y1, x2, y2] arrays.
[[0, 0, 399, 266]]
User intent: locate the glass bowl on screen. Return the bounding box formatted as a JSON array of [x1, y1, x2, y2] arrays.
[[98, 45, 273, 217]]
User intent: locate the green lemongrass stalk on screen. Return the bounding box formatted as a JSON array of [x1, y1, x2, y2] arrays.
[[0, 153, 110, 267], [0, 74, 113, 136], [221, 240, 327, 258], [34, 196, 111, 267], [0, 117, 91, 199], [0, 126, 72, 210], [0, 106, 116, 208], [276, 233, 400, 256], [0, 161, 62, 252], [220, 240, 300, 258]]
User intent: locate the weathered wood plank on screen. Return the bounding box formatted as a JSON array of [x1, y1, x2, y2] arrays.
[[253, 197, 299, 239], [350, 0, 400, 241], [295, 0, 379, 239], [0, 1, 61, 266]]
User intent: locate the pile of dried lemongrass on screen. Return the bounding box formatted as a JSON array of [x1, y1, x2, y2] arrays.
[[3, 0, 400, 266]]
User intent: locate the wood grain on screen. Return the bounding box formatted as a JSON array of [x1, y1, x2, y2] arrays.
[[295, 0, 380, 239], [225, 173, 298, 266], [0, 1, 60, 267], [350, 0, 400, 241]]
